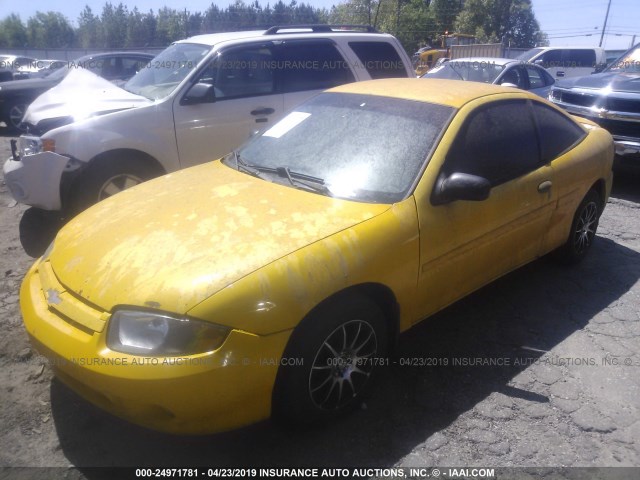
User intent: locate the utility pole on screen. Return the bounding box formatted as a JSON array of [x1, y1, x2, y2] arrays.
[[599, 0, 612, 47]]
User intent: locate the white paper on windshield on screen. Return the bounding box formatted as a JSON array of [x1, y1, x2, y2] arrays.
[[263, 111, 311, 138]]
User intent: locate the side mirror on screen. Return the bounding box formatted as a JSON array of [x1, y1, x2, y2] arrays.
[[180, 83, 216, 106], [534, 59, 544, 66], [432, 172, 491, 205]]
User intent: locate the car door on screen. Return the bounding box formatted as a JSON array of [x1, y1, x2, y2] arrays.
[[173, 43, 284, 167], [413, 98, 557, 320]]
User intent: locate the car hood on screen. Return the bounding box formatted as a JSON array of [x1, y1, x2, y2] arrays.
[[48, 161, 389, 315], [24, 68, 150, 124], [555, 71, 640, 93]]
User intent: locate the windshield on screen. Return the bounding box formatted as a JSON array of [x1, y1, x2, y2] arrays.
[[516, 48, 544, 62], [425, 60, 505, 83], [606, 44, 640, 73], [229, 92, 454, 203], [124, 43, 211, 100]]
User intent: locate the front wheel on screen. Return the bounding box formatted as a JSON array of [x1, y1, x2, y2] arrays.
[[5, 100, 29, 132], [554, 189, 603, 264], [272, 294, 388, 426], [68, 157, 159, 215]]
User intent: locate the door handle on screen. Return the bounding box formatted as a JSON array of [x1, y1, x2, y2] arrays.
[[538, 180, 552, 193], [556, 71, 565, 77], [250, 108, 275, 116]]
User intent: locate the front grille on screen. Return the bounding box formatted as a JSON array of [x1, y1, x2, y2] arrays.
[[590, 118, 640, 138], [606, 98, 640, 114], [557, 90, 640, 115], [562, 91, 599, 108], [38, 261, 107, 333]]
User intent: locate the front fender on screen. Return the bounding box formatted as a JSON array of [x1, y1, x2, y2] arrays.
[[187, 200, 420, 336]]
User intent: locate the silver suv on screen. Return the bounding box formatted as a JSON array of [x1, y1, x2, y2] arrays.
[[4, 25, 413, 214]]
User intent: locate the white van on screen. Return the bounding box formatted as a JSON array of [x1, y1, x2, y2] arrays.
[[4, 25, 413, 214], [516, 46, 606, 79]]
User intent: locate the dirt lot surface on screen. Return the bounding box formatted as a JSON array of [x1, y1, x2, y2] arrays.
[[1, 130, 639, 479]]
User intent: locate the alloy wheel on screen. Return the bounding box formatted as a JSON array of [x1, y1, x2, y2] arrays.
[[309, 319, 378, 410]]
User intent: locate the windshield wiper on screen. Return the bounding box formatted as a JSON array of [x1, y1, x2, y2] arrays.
[[274, 166, 331, 196], [232, 151, 264, 179], [231, 155, 330, 196]]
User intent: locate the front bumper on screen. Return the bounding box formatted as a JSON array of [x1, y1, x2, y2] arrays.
[[612, 136, 640, 157], [21, 260, 292, 434], [3, 151, 69, 210]]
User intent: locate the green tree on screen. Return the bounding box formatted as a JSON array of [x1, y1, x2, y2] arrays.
[[455, 0, 545, 47], [77, 6, 101, 48], [101, 2, 129, 48], [26, 11, 74, 48], [0, 14, 28, 47]]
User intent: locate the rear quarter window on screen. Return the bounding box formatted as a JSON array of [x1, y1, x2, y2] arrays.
[[348, 41, 408, 79], [532, 102, 586, 162]]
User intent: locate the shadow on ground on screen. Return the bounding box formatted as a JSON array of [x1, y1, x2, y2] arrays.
[[46, 236, 639, 476], [19, 207, 65, 257]]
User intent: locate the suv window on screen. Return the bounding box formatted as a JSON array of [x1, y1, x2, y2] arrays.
[[213, 46, 275, 99], [532, 102, 586, 162], [445, 100, 540, 186], [349, 41, 407, 79], [540, 49, 563, 67], [277, 41, 354, 93], [567, 49, 596, 68]]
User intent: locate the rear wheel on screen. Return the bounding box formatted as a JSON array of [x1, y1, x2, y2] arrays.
[[554, 189, 603, 264], [273, 294, 388, 426]]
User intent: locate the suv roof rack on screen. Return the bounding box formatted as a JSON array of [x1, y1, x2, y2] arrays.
[[264, 24, 378, 35]]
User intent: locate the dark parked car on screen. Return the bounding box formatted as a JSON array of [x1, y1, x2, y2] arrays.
[[550, 42, 640, 166], [0, 52, 153, 131]]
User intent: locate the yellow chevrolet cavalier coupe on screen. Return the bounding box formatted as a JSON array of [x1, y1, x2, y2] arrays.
[[20, 78, 614, 434]]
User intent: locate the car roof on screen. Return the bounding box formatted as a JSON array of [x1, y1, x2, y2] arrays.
[[329, 78, 535, 108], [177, 29, 395, 47], [448, 57, 517, 66]]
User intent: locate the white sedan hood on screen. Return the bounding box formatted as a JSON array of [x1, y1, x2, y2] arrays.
[[24, 68, 151, 125]]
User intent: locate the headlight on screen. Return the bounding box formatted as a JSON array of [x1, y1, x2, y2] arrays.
[[18, 135, 55, 157], [107, 310, 230, 356]]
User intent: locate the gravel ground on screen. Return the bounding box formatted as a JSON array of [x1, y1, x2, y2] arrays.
[[0, 130, 639, 479]]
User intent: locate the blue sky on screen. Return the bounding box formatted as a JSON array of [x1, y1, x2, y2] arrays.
[[1, 0, 638, 51]]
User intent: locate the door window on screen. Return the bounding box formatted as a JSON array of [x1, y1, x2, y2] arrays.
[[444, 100, 541, 186], [210, 46, 275, 100], [276, 41, 354, 93], [566, 49, 596, 68]]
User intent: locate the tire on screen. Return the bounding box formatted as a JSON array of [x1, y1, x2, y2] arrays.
[[554, 189, 603, 264], [272, 293, 388, 426], [68, 157, 159, 214], [5, 100, 29, 132]]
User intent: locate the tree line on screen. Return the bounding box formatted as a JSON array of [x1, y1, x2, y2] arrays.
[[0, 0, 546, 54]]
